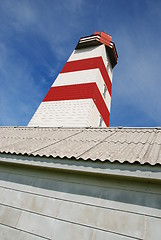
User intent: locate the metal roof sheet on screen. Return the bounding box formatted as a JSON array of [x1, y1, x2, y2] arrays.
[[0, 127, 161, 165]]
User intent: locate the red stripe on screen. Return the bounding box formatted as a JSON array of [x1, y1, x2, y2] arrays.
[[43, 83, 110, 127], [60, 57, 112, 96]]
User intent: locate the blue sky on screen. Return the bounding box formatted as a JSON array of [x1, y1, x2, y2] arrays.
[[0, 0, 161, 127]]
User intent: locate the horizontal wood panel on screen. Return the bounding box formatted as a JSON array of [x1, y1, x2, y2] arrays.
[[0, 165, 161, 239], [0, 224, 45, 240], [0, 166, 161, 215]]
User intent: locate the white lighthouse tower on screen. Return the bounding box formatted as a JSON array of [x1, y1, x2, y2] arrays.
[[28, 31, 118, 128]]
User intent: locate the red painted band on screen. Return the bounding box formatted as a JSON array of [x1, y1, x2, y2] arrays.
[[43, 83, 110, 127], [60, 57, 112, 96]]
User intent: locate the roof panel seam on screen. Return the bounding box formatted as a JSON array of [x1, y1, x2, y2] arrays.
[[29, 129, 85, 155]]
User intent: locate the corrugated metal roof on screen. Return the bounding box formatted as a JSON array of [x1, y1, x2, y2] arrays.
[[0, 127, 161, 165]]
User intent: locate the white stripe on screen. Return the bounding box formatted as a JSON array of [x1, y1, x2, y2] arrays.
[[52, 69, 111, 112], [68, 45, 107, 68], [28, 99, 102, 127], [68, 44, 113, 82]]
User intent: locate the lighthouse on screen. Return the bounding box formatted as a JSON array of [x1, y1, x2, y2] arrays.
[[28, 31, 118, 127]]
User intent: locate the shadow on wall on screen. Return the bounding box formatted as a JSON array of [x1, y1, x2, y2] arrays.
[[0, 162, 160, 210]]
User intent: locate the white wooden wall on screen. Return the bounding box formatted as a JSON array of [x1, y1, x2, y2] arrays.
[[0, 159, 160, 240]]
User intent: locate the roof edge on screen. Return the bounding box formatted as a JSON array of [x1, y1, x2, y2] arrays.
[[0, 153, 161, 182]]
